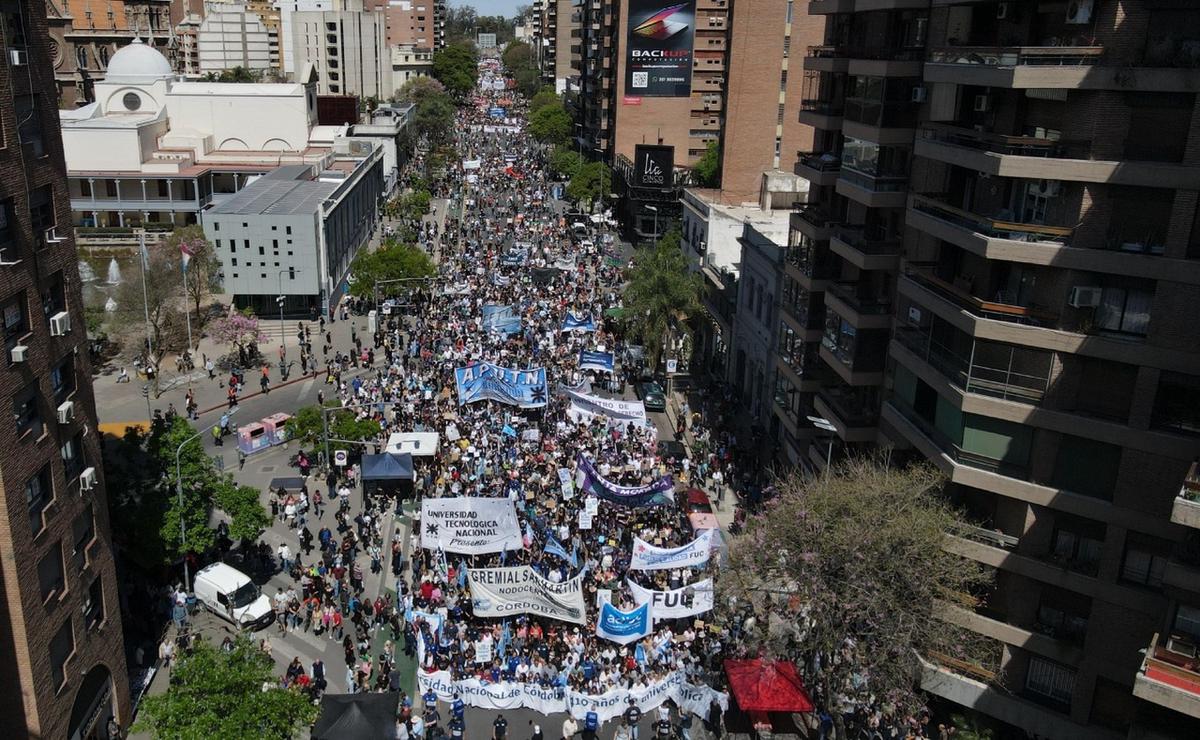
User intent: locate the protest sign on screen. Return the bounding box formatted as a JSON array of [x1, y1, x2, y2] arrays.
[[561, 312, 596, 332], [474, 638, 493, 664], [627, 578, 715, 618], [482, 304, 522, 335], [576, 454, 674, 507], [420, 498, 523, 554], [596, 602, 652, 645], [579, 350, 615, 373], [630, 530, 714, 571], [564, 389, 647, 424], [468, 566, 587, 624], [578, 510, 593, 529], [455, 362, 548, 408]]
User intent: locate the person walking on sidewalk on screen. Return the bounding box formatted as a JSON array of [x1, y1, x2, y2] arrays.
[[260, 366, 271, 394]]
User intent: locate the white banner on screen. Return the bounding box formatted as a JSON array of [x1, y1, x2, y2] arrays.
[[565, 389, 647, 423], [628, 578, 715, 619], [474, 638, 493, 664], [420, 498, 523, 555], [418, 669, 727, 724], [462, 158, 482, 170], [468, 566, 587, 624], [630, 530, 714, 571]]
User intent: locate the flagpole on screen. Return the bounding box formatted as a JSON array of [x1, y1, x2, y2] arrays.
[[139, 233, 156, 397], [181, 252, 193, 387]]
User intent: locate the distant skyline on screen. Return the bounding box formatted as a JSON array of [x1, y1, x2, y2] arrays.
[[449, 0, 524, 18]]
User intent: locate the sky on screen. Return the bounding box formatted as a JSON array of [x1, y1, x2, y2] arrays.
[[449, 0, 525, 19]]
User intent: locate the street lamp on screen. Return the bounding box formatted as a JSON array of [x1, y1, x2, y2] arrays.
[[176, 411, 234, 593], [807, 414, 837, 478], [645, 205, 658, 247], [277, 268, 302, 362]]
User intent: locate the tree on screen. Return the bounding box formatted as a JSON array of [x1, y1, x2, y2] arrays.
[[207, 311, 268, 367], [718, 458, 996, 739], [386, 189, 432, 223], [512, 65, 542, 97], [566, 161, 612, 206], [411, 92, 456, 147], [113, 246, 188, 382], [393, 76, 447, 106], [528, 102, 571, 144], [620, 230, 701, 371], [214, 484, 272, 545], [549, 148, 583, 180], [432, 42, 479, 99], [692, 140, 720, 188], [202, 66, 260, 83], [529, 86, 559, 115], [347, 241, 435, 300], [502, 41, 534, 72], [285, 402, 381, 455], [164, 225, 222, 324], [134, 636, 318, 738]]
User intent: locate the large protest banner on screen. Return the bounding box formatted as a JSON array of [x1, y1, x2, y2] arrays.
[[627, 577, 715, 618], [561, 311, 596, 333], [564, 389, 647, 424], [595, 601, 652, 645], [418, 669, 727, 724], [468, 566, 587, 624], [576, 454, 674, 507], [630, 530, 713, 571], [455, 362, 548, 408], [420, 498, 523, 554], [482, 304, 522, 335], [579, 350, 615, 373]]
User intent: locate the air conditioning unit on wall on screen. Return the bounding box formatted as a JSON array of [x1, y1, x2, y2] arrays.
[[1068, 286, 1102, 308], [1066, 0, 1094, 25]]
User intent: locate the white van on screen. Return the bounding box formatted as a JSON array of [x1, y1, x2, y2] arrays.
[[193, 563, 274, 629]]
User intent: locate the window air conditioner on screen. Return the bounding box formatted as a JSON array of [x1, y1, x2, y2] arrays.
[[1068, 286, 1102, 308], [973, 94, 990, 112], [49, 311, 70, 336], [1030, 179, 1061, 197], [1066, 0, 1093, 25], [57, 400, 75, 424], [911, 86, 927, 103], [80, 467, 97, 491], [10, 345, 27, 363]]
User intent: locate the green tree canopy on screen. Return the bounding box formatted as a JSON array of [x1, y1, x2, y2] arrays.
[[348, 241, 435, 300], [529, 102, 572, 145], [566, 161, 611, 206], [432, 42, 480, 98], [549, 148, 583, 180], [393, 76, 447, 106], [529, 86, 559, 115], [620, 229, 701, 371], [286, 402, 383, 454], [502, 41, 534, 71], [692, 140, 720, 188], [164, 225, 222, 324], [719, 458, 996, 738], [133, 636, 318, 737], [411, 91, 457, 147]]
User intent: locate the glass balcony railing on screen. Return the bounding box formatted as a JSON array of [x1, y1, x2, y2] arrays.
[[888, 395, 1030, 478], [825, 281, 892, 315], [834, 225, 902, 256], [800, 98, 845, 117], [838, 167, 909, 193], [910, 194, 1074, 245], [818, 386, 879, 429], [797, 151, 842, 173], [927, 46, 1105, 67], [893, 326, 1051, 405], [919, 123, 1090, 160]]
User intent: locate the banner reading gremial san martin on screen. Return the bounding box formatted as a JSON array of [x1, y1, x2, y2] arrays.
[[630, 529, 713, 571], [627, 577, 715, 618], [468, 566, 588, 624], [625, 0, 695, 98], [420, 498, 523, 555]]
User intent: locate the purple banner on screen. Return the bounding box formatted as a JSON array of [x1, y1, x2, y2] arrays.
[[576, 454, 674, 507]]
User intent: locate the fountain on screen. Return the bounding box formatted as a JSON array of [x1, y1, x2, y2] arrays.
[[106, 258, 122, 285], [104, 297, 118, 312], [78, 260, 98, 283]]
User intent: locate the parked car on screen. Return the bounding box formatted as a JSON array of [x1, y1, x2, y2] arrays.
[[193, 562, 274, 630], [657, 439, 688, 463], [679, 487, 714, 514], [637, 380, 666, 411]]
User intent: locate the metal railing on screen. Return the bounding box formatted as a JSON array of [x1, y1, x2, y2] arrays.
[[893, 326, 1051, 405], [818, 387, 879, 428], [797, 151, 842, 173], [826, 281, 893, 315], [834, 225, 902, 255], [800, 98, 845, 116], [910, 193, 1074, 245], [1182, 461, 1200, 503], [927, 45, 1105, 67], [838, 167, 909, 193], [919, 123, 1090, 159], [953, 523, 1020, 550]]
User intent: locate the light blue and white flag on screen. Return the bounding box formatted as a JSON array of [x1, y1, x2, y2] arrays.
[[561, 311, 596, 333], [596, 602, 652, 645], [482, 304, 522, 335], [543, 535, 570, 561], [579, 350, 615, 374]]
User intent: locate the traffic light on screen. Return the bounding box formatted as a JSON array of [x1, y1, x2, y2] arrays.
[[141, 384, 149, 398]]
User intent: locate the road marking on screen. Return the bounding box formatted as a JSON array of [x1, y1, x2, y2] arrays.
[[297, 377, 315, 402]]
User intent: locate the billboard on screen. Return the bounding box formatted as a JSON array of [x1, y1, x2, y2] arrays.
[[625, 0, 695, 97], [633, 145, 674, 188]]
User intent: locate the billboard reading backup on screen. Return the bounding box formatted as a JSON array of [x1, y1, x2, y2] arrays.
[[634, 145, 674, 188], [625, 0, 695, 97]]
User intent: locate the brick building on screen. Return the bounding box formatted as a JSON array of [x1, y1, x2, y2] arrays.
[[0, 0, 130, 737], [765, 0, 1200, 736]]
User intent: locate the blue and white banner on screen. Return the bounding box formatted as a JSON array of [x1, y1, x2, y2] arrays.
[[500, 246, 528, 267], [576, 454, 674, 508], [482, 304, 522, 335], [596, 602, 652, 645], [564, 389, 647, 423], [492, 273, 511, 287], [489, 107, 505, 118], [630, 530, 713, 571], [420, 497, 524, 555], [579, 350, 615, 374], [561, 312, 596, 333], [627, 578, 715, 619], [467, 566, 587, 624], [455, 362, 548, 408]]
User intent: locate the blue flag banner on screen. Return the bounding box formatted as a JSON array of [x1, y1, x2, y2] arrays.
[[595, 602, 652, 645], [561, 312, 596, 333], [455, 362, 549, 408], [482, 304, 522, 335], [576, 454, 674, 507], [544, 535, 570, 561], [500, 245, 528, 267], [579, 350, 615, 374]]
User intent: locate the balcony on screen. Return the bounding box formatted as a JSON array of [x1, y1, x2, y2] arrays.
[[798, 99, 844, 130], [836, 168, 909, 209], [803, 45, 848, 73], [814, 387, 879, 442], [901, 263, 1057, 328], [892, 326, 1050, 406], [885, 396, 1030, 479], [1133, 632, 1200, 720], [794, 151, 841, 186], [789, 205, 839, 244], [830, 225, 901, 271], [924, 45, 1105, 89], [777, 352, 823, 392], [1173, 462, 1200, 530], [824, 281, 893, 330], [908, 193, 1074, 261]]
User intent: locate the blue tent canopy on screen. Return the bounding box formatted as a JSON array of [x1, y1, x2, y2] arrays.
[[360, 453, 414, 481]]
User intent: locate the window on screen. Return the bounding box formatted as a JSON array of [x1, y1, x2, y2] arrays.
[[4, 292, 27, 356], [61, 431, 85, 479], [122, 91, 140, 111], [1050, 518, 1104, 576], [25, 466, 51, 535], [50, 355, 74, 403], [40, 273, 64, 319], [37, 543, 65, 602], [1050, 435, 1119, 501], [29, 185, 55, 235], [1096, 284, 1153, 336], [156, 179, 168, 197], [214, 239, 221, 250], [1025, 657, 1075, 706], [1121, 540, 1168, 588], [15, 95, 45, 157], [1174, 604, 1200, 641], [0, 198, 16, 256], [14, 381, 43, 439], [98, 45, 108, 66], [83, 576, 104, 630], [49, 618, 74, 692], [1153, 371, 1200, 435], [212, 221, 219, 231]]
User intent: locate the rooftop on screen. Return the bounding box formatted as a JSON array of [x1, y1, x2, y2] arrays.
[[206, 165, 336, 216]]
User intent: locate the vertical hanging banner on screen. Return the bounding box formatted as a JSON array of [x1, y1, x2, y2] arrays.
[[625, 0, 696, 97]]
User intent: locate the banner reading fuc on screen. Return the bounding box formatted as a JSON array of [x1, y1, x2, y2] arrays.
[[627, 577, 715, 618], [420, 498, 524, 555], [468, 566, 587, 624]]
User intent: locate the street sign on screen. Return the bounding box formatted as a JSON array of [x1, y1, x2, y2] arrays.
[[666, 359, 678, 374], [807, 415, 837, 433], [334, 449, 348, 467]]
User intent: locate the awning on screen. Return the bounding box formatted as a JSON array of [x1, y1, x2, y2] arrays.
[[312, 692, 400, 739], [360, 453, 414, 481], [723, 659, 814, 713], [386, 432, 439, 457]]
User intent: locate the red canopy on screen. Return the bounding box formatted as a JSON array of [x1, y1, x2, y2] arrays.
[[724, 659, 815, 713]]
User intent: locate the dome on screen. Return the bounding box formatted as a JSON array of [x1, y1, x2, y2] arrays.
[[104, 38, 173, 81]]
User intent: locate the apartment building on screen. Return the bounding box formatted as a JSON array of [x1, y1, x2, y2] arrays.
[[535, 0, 575, 94], [0, 0, 130, 736], [196, 3, 275, 76], [431, 0, 443, 49], [370, 0, 433, 48], [777, 0, 1200, 736], [292, 0, 391, 98]]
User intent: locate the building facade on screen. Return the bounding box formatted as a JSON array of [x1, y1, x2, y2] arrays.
[[292, 2, 390, 98], [196, 3, 274, 76], [390, 43, 430, 90], [370, 0, 432, 48], [768, 0, 1200, 736], [0, 0, 131, 736]]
